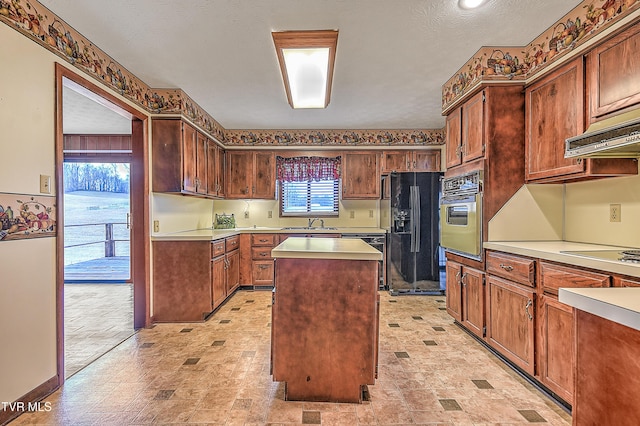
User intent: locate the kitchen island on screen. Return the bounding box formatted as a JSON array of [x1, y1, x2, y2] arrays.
[[559, 288, 640, 426], [270, 237, 382, 403]]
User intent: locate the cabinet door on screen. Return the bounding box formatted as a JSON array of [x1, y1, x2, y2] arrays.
[[216, 145, 225, 198], [226, 151, 253, 198], [212, 256, 226, 308], [587, 24, 640, 121], [382, 151, 410, 173], [253, 151, 276, 199], [461, 267, 485, 338], [413, 150, 441, 172], [445, 107, 462, 168], [206, 142, 220, 197], [486, 275, 535, 375], [182, 121, 198, 193], [525, 58, 584, 182], [195, 132, 208, 194], [538, 294, 573, 404], [226, 250, 240, 294], [462, 90, 485, 163], [342, 152, 380, 199], [445, 261, 462, 322]]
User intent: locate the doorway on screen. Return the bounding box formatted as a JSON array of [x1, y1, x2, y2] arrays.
[[55, 64, 150, 383], [62, 161, 133, 378]]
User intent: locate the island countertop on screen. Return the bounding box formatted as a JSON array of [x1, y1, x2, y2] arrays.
[[559, 287, 640, 332], [271, 237, 383, 261]]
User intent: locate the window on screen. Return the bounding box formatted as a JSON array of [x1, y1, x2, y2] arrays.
[[280, 179, 339, 216], [276, 155, 341, 217]]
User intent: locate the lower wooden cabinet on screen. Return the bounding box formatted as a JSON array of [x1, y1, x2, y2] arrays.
[[537, 293, 574, 404], [211, 255, 226, 308], [445, 261, 463, 322], [212, 237, 240, 308], [461, 267, 485, 338], [153, 240, 213, 322], [445, 259, 485, 339], [486, 275, 536, 375]]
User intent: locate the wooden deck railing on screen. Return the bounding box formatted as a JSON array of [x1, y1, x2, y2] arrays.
[[64, 222, 129, 258]]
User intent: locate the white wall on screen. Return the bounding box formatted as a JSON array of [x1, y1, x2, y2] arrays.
[[0, 23, 59, 402], [564, 171, 640, 248], [212, 198, 380, 229]]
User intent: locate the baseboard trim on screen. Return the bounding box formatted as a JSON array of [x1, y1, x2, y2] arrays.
[[0, 375, 59, 425]]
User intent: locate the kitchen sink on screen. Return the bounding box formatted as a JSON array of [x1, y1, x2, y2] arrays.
[[281, 226, 338, 230]]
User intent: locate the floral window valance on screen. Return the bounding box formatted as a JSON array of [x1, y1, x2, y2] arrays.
[[276, 156, 341, 182]]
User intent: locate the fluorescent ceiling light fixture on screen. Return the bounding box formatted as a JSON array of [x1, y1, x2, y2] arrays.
[[458, 0, 487, 9], [272, 30, 338, 109]]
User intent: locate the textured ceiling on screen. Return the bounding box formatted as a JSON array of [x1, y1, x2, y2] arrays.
[[43, 0, 581, 133]]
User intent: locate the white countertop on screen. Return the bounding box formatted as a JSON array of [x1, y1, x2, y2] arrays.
[[484, 240, 640, 278], [151, 227, 386, 241], [271, 237, 383, 261], [559, 287, 640, 332]]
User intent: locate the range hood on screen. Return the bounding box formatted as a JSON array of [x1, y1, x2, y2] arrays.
[[565, 108, 640, 158]]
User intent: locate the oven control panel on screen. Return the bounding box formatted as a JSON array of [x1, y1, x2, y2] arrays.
[[442, 170, 483, 197]]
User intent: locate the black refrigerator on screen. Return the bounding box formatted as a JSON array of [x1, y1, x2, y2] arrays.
[[382, 172, 443, 295]]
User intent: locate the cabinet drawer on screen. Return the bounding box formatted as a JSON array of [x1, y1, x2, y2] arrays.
[[211, 240, 225, 257], [540, 262, 610, 296], [253, 260, 274, 285], [486, 251, 535, 287], [615, 277, 640, 287], [252, 246, 273, 260], [251, 234, 277, 246], [225, 235, 240, 252]]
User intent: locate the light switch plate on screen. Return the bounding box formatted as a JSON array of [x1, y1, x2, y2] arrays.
[[153, 220, 160, 232], [39, 174, 51, 194]]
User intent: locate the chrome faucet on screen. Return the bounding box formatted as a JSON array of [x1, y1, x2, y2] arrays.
[[308, 218, 324, 228]]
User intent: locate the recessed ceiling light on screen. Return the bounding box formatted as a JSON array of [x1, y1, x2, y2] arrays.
[[272, 30, 338, 109], [458, 0, 487, 9]]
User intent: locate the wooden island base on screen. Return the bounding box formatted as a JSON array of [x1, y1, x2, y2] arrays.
[[271, 252, 380, 403]]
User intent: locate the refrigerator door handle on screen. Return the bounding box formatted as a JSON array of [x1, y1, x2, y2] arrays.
[[414, 187, 420, 253], [409, 186, 415, 252]]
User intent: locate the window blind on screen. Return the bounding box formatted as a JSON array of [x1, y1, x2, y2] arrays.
[[280, 179, 339, 216]]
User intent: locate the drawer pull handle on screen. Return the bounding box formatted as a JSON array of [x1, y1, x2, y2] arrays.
[[525, 299, 533, 321], [499, 264, 514, 272], [455, 271, 461, 285], [258, 265, 269, 270], [260, 252, 267, 256]]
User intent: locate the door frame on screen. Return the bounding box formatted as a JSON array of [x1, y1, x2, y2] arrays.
[[55, 63, 151, 385]]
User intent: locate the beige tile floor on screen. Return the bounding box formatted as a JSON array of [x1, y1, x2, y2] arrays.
[[12, 290, 571, 425], [64, 284, 134, 378]]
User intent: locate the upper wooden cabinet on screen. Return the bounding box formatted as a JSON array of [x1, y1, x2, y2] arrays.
[[525, 57, 637, 183], [525, 59, 584, 182], [445, 106, 462, 168], [342, 152, 380, 199], [381, 150, 441, 173], [586, 23, 640, 123], [226, 151, 276, 199], [207, 143, 225, 198], [152, 119, 209, 195], [445, 90, 486, 169], [445, 86, 525, 175]]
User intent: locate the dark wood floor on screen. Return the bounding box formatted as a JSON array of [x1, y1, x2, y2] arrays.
[[64, 256, 130, 282]]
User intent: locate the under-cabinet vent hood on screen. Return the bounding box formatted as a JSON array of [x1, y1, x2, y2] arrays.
[[565, 108, 640, 158]]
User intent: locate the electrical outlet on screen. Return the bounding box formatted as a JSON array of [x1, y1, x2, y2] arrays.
[[153, 220, 160, 232], [610, 204, 621, 222], [244, 211, 250, 219], [268, 211, 272, 218], [39, 174, 51, 194], [349, 210, 355, 219], [369, 210, 374, 218]]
